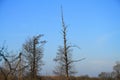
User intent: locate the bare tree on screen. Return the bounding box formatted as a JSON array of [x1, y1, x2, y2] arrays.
[[98, 72, 113, 80], [54, 8, 84, 80], [0, 45, 25, 80], [113, 61, 120, 80], [22, 34, 46, 80]]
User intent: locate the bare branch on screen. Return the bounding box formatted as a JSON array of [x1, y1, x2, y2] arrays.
[[0, 51, 12, 70], [67, 58, 86, 65]]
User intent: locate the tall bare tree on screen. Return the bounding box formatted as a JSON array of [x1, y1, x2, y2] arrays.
[[54, 8, 84, 80], [22, 34, 46, 80]]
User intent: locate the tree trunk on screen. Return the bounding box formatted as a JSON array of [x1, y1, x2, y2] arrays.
[[33, 39, 37, 80]]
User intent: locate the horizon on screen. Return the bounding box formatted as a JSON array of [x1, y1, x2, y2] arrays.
[[0, 0, 120, 77]]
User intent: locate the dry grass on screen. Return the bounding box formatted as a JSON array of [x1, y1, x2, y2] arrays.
[[0, 75, 114, 80]]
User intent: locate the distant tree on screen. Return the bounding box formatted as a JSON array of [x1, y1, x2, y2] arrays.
[[98, 72, 113, 80], [98, 62, 120, 80], [113, 61, 120, 80], [22, 34, 46, 80], [79, 75, 90, 80], [54, 8, 84, 80]]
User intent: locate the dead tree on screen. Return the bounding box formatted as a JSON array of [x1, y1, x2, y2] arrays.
[[0, 45, 25, 80], [22, 34, 46, 80], [54, 8, 85, 80]]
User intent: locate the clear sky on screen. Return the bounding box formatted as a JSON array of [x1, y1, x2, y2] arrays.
[[0, 0, 120, 77]]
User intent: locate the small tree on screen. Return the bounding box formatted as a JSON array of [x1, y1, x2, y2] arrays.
[[0, 45, 25, 80], [54, 8, 84, 80], [22, 34, 46, 80]]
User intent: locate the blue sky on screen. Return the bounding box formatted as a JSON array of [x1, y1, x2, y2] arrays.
[[0, 0, 120, 77]]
